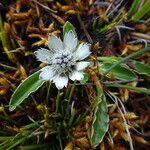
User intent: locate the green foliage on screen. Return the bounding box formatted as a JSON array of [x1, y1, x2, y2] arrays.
[[107, 84, 150, 95], [98, 55, 150, 80], [63, 21, 75, 35], [93, 17, 109, 31], [128, 0, 141, 18], [91, 95, 109, 148], [93, 7, 125, 33], [128, 0, 150, 20], [132, 0, 150, 20], [0, 135, 27, 150], [5, 15, 150, 149], [133, 61, 150, 76], [101, 47, 150, 79], [20, 144, 49, 150], [9, 71, 44, 111], [99, 62, 137, 80], [90, 79, 109, 148], [97, 57, 121, 63], [80, 73, 89, 84]]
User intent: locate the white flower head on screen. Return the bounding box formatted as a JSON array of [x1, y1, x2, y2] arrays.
[[35, 30, 91, 89]]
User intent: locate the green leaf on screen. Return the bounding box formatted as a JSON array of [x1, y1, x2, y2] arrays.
[[133, 61, 150, 76], [80, 73, 89, 84], [132, 1, 150, 20], [100, 63, 137, 80], [128, 0, 140, 18], [20, 144, 49, 150], [97, 57, 121, 63], [0, 136, 14, 141], [91, 95, 109, 148], [9, 71, 44, 111], [106, 84, 150, 95], [63, 21, 75, 35], [101, 46, 150, 79], [7, 137, 27, 150]]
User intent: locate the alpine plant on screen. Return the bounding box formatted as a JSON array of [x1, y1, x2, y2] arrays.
[[35, 31, 91, 89]]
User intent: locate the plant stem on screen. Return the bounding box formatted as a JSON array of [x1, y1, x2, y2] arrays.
[[58, 134, 63, 150], [68, 81, 76, 103], [65, 85, 70, 98], [56, 90, 61, 113], [46, 81, 51, 103]]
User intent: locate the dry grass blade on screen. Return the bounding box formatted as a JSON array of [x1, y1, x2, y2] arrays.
[[106, 91, 134, 150]]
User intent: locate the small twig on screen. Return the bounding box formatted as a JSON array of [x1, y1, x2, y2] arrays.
[[76, 14, 93, 43], [71, 82, 94, 85], [105, 3, 113, 15], [31, 0, 65, 25], [117, 25, 134, 30], [72, 0, 93, 44], [108, 131, 114, 145], [94, 1, 110, 7], [106, 89, 150, 137], [31, 0, 57, 13], [68, 79, 143, 86], [107, 0, 124, 17], [0, 63, 17, 70], [131, 32, 150, 41], [115, 25, 134, 43], [128, 39, 148, 47], [103, 79, 144, 85], [130, 127, 150, 137], [115, 26, 122, 42], [50, 13, 65, 25]]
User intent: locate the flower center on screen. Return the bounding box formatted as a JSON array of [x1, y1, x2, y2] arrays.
[[54, 53, 73, 69]]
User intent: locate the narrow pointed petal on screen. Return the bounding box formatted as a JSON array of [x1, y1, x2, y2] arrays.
[[34, 48, 53, 64], [75, 61, 90, 70], [74, 43, 91, 60], [48, 35, 63, 51], [39, 66, 55, 81], [53, 75, 68, 89], [64, 31, 77, 51], [69, 71, 84, 81]]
